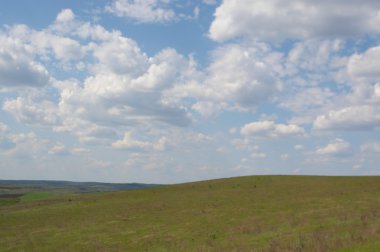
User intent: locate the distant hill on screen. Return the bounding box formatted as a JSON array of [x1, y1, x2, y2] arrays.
[[0, 179, 159, 194], [1, 175, 380, 251]]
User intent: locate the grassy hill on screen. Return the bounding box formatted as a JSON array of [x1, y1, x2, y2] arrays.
[[1, 176, 380, 251]]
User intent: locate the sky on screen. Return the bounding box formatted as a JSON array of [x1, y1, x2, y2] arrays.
[[1, 0, 380, 183]]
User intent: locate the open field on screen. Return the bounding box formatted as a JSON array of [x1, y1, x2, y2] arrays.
[[1, 176, 380, 251]]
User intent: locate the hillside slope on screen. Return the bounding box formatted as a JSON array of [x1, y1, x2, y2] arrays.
[[1, 176, 380, 251]]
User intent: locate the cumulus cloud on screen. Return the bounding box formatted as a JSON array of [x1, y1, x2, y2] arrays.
[[90, 35, 148, 76], [106, 0, 176, 23], [27, 31, 84, 63], [209, 0, 380, 42], [281, 87, 335, 113], [3, 96, 59, 126], [316, 138, 352, 157], [171, 43, 281, 116], [5, 132, 48, 158], [56, 47, 194, 129], [0, 9, 202, 150], [286, 39, 343, 75], [314, 105, 380, 131], [0, 35, 50, 88], [56, 9, 75, 23], [347, 46, 380, 80], [112, 132, 168, 151], [241, 120, 305, 138]]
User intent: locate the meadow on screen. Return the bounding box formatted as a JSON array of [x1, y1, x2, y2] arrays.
[[1, 176, 380, 251]]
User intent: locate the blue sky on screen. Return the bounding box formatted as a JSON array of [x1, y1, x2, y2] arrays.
[[1, 0, 380, 183]]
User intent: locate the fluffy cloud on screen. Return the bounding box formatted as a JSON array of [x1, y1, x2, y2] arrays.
[[1, 10, 196, 145], [316, 138, 352, 157], [347, 46, 380, 80], [241, 120, 305, 138], [90, 35, 148, 76], [209, 0, 380, 42], [171, 43, 281, 116], [0, 34, 50, 88], [3, 96, 59, 126], [285, 39, 343, 75], [112, 132, 168, 151], [106, 0, 176, 23], [56, 9, 75, 23], [56, 47, 194, 130], [206, 44, 279, 108], [31, 33, 83, 62], [5, 132, 48, 158], [314, 105, 380, 131], [281, 87, 335, 113]]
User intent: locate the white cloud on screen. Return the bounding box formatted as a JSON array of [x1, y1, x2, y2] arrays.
[[5, 132, 48, 158], [91, 35, 148, 76], [106, 0, 176, 23], [316, 138, 352, 157], [112, 132, 168, 151], [56, 48, 194, 129], [347, 46, 380, 80], [29, 31, 84, 62], [56, 9, 75, 23], [281, 87, 335, 113], [206, 44, 279, 109], [0, 16, 85, 88], [0, 34, 50, 88], [3, 96, 59, 126], [286, 39, 343, 75], [314, 105, 380, 131], [48, 143, 69, 155], [172, 43, 281, 116], [241, 120, 305, 138], [1, 13, 200, 148], [209, 0, 380, 42], [63, 124, 118, 145]]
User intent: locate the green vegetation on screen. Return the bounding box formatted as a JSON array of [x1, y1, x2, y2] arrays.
[[20, 192, 54, 201], [1, 176, 380, 251]]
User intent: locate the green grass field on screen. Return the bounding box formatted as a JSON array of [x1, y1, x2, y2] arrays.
[[1, 176, 380, 251]]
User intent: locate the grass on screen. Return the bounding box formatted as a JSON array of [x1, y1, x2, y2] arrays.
[[1, 175, 380, 251], [20, 192, 54, 201]]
